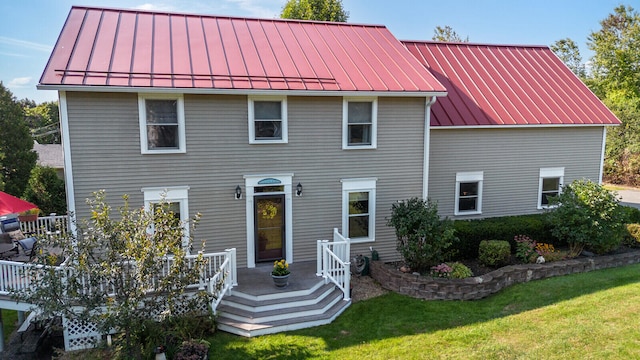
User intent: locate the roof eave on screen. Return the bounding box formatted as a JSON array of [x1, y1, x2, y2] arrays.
[[37, 84, 448, 98]]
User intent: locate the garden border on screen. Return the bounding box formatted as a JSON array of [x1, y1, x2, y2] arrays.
[[370, 250, 640, 300]]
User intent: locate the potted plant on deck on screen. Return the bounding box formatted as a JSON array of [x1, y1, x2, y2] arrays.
[[271, 259, 290, 287]]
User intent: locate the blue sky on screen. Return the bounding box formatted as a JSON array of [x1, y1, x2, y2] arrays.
[[0, 0, 632, 103]]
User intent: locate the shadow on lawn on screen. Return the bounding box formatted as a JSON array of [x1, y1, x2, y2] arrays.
[[211, 263, 640, 358]]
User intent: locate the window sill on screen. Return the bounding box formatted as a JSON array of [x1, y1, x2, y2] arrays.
[[538, 205, 558, 210], [349, 237, 375, 244], [141, 149, 186, 154], [454, 211, 482, 216], [343, 145, 376, 150], [250, 139, 288, 144]]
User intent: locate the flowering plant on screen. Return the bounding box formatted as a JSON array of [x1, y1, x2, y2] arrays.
[[272, 259, 290, 276], [515, 235, 537, 263], [430, 263, 453, 278]]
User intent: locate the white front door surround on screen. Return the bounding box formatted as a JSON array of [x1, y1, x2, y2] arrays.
[[244, 174, 294, 268]]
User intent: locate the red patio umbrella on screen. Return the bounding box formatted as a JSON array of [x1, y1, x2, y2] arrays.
[[0, 191, 38, 216]]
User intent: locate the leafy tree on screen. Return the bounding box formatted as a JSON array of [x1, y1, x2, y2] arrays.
[[547, 180, 625, 256], [387, 198, 458, 273], [0, 82, 37, 195], [585, 5, 640, 186], [588, 5, 640, 99], [23, 165, 66, 214], [432, 25, 469, 42], [281, 0, 349, 22], [24, 101, 60, 144], [551, 38, 586, 78], [17, 191, 213, 359]]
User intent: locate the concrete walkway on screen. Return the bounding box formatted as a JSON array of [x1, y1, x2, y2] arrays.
[[618, 189, 640, 209]]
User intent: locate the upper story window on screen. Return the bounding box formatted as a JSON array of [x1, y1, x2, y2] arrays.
[[248, 96, 288, 144], [455, 171, 483, 216], [538, 167, 564, 209], [138, 94, 186, 154], [341, 178, 377, 242], [343, 98, 377, 149]]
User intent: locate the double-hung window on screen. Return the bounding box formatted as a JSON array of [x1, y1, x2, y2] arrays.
[[142, 186, 190, 248], [538, 168, 564, 209], [248, 96, 288, 143], [343, 98, 377, 149], [341, 178, 377, 242], [455, 172, 483, 215], [138, 94, 186, 154]]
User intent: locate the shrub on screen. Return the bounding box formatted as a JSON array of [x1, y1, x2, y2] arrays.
[[448, 262, 473, 279], [624, 223, 640, 248], [22, 165, 67, 214], [621, 206, 640, 224], [388, 198, 458, 273], [514, 235, 537, 263], [478, 240, 511, 267], [547, 180, 626, 256], [453, 214, 553, 259]]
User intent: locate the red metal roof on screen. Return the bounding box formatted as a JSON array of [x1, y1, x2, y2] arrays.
[[39, 7, 446, 94], [403, 41, 620, 126]]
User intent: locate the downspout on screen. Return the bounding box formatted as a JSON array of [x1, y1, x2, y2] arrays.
[[59, 91, 77, 238], [598, 126, 607, 184], [423, 96, 437, 200]]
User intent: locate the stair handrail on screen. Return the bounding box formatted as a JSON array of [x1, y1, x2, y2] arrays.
[[209, 248, 237, 313], [316, 228, 351, 301]]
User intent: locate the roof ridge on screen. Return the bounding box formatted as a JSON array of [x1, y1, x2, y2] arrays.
[[401, 39, 549, 49], [70, 5, 387, 29]]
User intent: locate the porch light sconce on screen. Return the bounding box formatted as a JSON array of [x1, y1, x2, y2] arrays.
[[235, 185, 242, 200], [296, 182, 303, 197]]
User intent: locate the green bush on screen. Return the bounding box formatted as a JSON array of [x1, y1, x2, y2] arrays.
[[452, 214, 553, 259], [547, 180, 625, 256], [387, 198, 458, 273], [478, 240, 511, 267], [448, 262, 474, 279], [22, 165, 66, 214], [624, 223, 640, 248], [621, 205, 640, 224]]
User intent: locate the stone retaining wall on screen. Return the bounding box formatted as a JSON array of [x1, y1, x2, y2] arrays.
[[370, 250, 640, 300]]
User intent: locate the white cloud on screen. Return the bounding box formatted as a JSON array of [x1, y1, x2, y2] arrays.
[[8, 77, 33, 88], [134, 3, 177, 12], [0, 51, 29, 58], [0, 36, 52, 52]]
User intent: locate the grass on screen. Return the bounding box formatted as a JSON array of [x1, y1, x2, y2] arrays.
[[208, 263, 640, 359], [2, 309, 17, 342]]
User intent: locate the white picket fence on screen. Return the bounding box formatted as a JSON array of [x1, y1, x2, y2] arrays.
[[316, 228, 351, 301]]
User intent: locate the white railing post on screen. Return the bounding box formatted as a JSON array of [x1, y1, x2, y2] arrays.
[[226, 248, 237, 286]]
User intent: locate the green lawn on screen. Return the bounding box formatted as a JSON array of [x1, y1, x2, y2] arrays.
[[209, 263, 640, 359]]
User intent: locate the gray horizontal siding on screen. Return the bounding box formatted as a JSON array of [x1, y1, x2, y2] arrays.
[[429, 127, 605, 219], [65, 92, 427, 266]]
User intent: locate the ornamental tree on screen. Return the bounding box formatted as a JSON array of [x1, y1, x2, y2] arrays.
[[16, 190, 212, 359], [387, 197, 458, 273]]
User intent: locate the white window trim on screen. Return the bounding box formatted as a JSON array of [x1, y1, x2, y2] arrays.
[[248, 96, 288, 144], [138, 94, 186, 154], [341, 178, 377, 243], [538, 167, 564, 210], [342, 97, 378, 150], [455, 171, 483, 216], [142, 186, 190, 249]]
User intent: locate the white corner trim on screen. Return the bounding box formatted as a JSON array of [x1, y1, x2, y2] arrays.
[[59, 91, 77, 237], [599, 127, 607, 184]]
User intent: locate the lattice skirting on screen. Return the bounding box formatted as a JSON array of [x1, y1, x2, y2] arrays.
[[62, 315, 101, 351]]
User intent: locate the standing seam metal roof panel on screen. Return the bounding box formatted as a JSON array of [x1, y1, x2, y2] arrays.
[[403, 41, 620, 126], [40, 6, 446, 94]]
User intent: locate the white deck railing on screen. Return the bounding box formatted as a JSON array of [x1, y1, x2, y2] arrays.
[[316, 228, 351, 301], [19, 215, 70, 237]]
